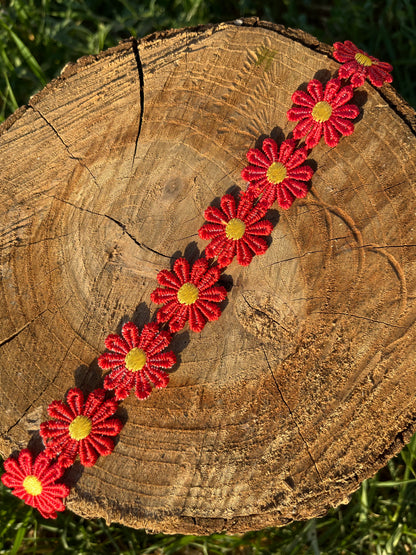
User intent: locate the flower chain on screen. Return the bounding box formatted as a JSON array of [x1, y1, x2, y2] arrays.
[[1, 40, 393, 518]]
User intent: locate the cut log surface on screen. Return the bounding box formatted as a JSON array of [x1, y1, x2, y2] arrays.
[[1, 18, 416, 534]]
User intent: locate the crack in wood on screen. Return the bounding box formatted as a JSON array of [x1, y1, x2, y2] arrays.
[[0, 309, 48, 349], [104, 213, 171, 259], [267, 249, 324, 267], [51, 195, 171, 259], [358, 243, 416, 250], [5, 338, 75, 437], [261, 344, 323, 482], [131, 39, 145, 169], [13, 233, 74, 248], [27, 104, 100, 189], [241, 293, 290, 334], [315, 310, 407, 328]]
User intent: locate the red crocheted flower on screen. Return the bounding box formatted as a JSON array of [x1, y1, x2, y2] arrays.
[[1, 449, 69, 518], [333, 40, 393, 88], [241, 138, 314, 208], [287, 78, 360, 149], [40, 388, 123, 468], [150, 257, 227, 333], [198, 193, 273, 267], [98, 322, 176, 401]]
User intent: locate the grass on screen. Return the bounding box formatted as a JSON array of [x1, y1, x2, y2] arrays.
[[0, 0, 415, 122], [1, 0, 416, 553], [2, 434, 416, 553]]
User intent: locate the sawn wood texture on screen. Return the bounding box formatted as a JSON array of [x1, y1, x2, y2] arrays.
[[1, 19, 416, 534]]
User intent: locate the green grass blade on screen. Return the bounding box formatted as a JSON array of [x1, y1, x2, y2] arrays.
[[1, 69, 19, 114], [384, 523, 404, 554], [373, 479, 416, 487], [10, 521, 28, 555], [0, 19, 47, 86]]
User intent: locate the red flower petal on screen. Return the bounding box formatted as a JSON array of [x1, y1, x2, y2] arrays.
[[262, 138, 278, 162], [288, 78, 359, 148], [151, 257, 227, 332], [220, 195, 237, 219], [236, 240, 254, 265], [323, 120, 341, 148], [203, 205, 227, 224], [101, 322, 176, 400], [150, 287, 178, 304], [307, 79, 324, 102], [135, 372, 153, 400], [40, 388, 123, 467], [47, 400, 74, 422], [241, 139, 314, 208], [188, 305, 207, 332], [66, 388, 84, 416], [243, 234, 269, 256], [1, 449, 69, 519], [191, 257, 210, 284], [104, 334, 129, 355], [167, 304, 190, 332], [333, 40, 393, 88], [173, 257, 190, 284], [246, 147, 270, 167], [156, 269, 182, 289], [122, 321, 140, 350], [291, 89, 315, 107]]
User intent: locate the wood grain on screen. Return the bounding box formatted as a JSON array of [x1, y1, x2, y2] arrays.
[[1, 19, 416, 534]]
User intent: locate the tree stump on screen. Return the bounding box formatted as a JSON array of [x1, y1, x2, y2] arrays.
[[1, 18, 416, 534]]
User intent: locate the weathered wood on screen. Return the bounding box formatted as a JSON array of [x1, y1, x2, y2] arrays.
[[1, 18, 416, 534]]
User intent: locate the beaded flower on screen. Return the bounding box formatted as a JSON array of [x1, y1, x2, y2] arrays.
[[40, 388, 123, 467], [287, 78, 360, 149], [333, 40, 393, 88], [1, 449, 69, 518], [241, 138, 314, 208], [150, 257, 227, 333], [198, 193, 273, 266], [98, 321, 176, 401]]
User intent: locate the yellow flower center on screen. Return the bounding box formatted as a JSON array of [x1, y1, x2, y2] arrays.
[[266, 162, 287, 184], [177, 282, 199, 305], [311, 101, 333, 122], [23, 475, 43, 496], [355, 52, 372, 67], [68, 415, 92, 440], [225, 218, 246, 240], [125, 347, 147, 372]]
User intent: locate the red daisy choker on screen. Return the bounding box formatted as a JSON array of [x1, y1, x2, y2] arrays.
[[1, 39, 393, 519]]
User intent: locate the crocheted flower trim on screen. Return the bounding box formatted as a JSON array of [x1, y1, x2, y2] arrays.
[[287, 78, 360, 149], [241, 138, 314, 208], [333, 40, 393, 88], [1, 39, 393, 519], [1, 449, 69, 518], [99, 321, 176, 401], [40, 388, 123, 467], [198, 193, 273, 266], [150, 257, 227, 333]]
